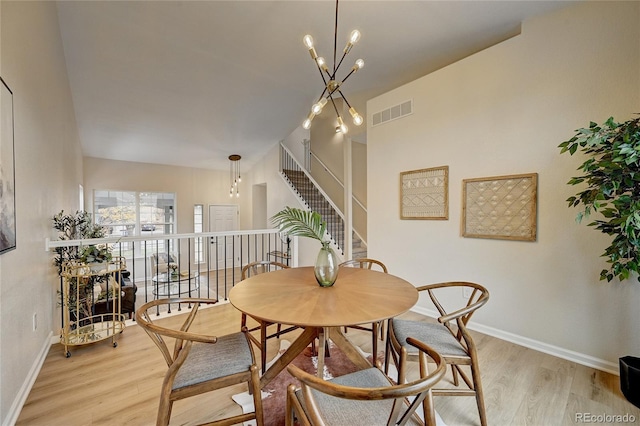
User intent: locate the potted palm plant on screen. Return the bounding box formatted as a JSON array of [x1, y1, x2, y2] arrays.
[[271, 206, 339, 287]]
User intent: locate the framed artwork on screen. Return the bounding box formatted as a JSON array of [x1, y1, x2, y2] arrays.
[[462, 173, 537, 241], [400, 166, 448, 220], [0, 77, 16, 254]]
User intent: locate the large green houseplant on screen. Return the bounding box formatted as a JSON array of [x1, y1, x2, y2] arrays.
[[559, 115, 640, 282], [271, 206, 339, 286]]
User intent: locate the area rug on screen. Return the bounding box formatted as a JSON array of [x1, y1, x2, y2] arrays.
[[233, 339, 365, 426], [232, 340, 446, 426]]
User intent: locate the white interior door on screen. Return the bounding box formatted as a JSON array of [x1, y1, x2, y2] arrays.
[[209, 205, 238, 267]]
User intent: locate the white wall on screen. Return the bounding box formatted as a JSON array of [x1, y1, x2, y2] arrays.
[[281, 125, 309, 167], [0, 2, 84, 423], [368, 1, 640, 371]]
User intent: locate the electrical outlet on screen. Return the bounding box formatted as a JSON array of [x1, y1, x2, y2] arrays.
[[462, 287, 472, 299], [32, 313, 37, 331]]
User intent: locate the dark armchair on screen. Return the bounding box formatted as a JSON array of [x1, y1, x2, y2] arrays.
[[93, 269, 137, 319]]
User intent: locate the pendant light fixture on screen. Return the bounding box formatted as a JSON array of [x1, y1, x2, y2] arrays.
[[229, 154, 241, 198], [301, 0, 364, 134]]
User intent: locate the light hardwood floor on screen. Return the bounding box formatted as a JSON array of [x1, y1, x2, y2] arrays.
[[17, 303, 640, 425]]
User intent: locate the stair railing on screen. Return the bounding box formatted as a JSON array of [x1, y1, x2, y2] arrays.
[[309, 150, 367, 248], [279, 143, 345, 254]]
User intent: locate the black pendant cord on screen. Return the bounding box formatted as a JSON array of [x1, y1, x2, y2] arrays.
[[334, 51, 349, 78], [339, 65, 356, 85], [316, 87, 328, 103], [333, 0, 339, 74], [315, 62, 329, 87]]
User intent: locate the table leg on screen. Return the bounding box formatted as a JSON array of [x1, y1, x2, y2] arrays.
[[317, 327, 327, 378], [259, 326, 317, 389], [327, 326, 372, 371]]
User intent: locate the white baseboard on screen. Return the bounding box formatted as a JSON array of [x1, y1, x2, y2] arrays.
[[4, 331, 53, 426], [411, 306, 619, 376]]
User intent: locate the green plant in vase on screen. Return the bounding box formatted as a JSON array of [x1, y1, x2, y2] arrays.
[[271, 206, 339, 287]]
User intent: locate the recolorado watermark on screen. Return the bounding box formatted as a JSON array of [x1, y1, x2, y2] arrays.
[[575, 412, 636, 423]]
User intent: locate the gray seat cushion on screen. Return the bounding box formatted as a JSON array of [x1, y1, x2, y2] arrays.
[[173, 332, 253, 390], [295, 368, 419, 426], [392, 319, 468, 358]]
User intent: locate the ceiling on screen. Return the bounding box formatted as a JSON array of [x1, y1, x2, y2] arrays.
[[56, 0, 574, 171]]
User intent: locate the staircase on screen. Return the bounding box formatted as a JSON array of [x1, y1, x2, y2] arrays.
[[281, 169, 345, 252], [352, 234, 367, 259], [279, 145, 367, 258]]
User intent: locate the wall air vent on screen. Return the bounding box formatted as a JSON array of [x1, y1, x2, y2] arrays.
[[372, 99, 413, 127]]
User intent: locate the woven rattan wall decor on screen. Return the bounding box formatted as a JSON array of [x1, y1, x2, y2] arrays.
[[400, 166, 448, 220], [462, 173, 538, 241]]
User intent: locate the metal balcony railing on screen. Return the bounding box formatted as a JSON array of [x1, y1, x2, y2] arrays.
[[47, 229, 294, 320]]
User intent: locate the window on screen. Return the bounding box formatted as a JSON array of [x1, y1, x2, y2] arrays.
[[93, 190, 176, 257], [194, 204, 204, 263]]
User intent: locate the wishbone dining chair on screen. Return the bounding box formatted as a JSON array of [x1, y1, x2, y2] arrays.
[[286, 337, 446, 426], [339, 258, 389, 364], [385, 281, 490, 426], [241, 260, 299, 372], [136, 298, 264, 426]]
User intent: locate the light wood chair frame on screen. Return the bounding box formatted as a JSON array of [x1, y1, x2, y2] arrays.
[[286, 337, 446, 426], [339, 258, 389, 365], [385, 281, 489, 426], [136, 298, 264, 426], [241, 260, 299, 372]]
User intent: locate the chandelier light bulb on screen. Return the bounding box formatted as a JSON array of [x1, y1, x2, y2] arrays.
[[236, 191, 240, 198], [302, 111, 315, 130], [337, 116, 348, 134], [303, 35, 314, 49], [349, 30, 361, 44], [354, 59, 364, 71], [349, 107, 363, 126], [344, 29, 361, 53], [311, 97, 328, 115], [317, 57, 329, 72]]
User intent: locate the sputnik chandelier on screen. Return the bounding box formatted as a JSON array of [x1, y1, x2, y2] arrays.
[[228, 154, 241, 198], [301, 0, 364, 134]]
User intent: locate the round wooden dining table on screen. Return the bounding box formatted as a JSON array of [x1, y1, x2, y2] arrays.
[[229, 266, 418, 388]]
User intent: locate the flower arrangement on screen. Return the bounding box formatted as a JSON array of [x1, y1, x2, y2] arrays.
[[168, 262, 179, 278]]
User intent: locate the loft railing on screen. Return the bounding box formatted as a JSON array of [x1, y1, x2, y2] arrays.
[[279, 143, 345, 254], [47, 229, 296, 320]]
